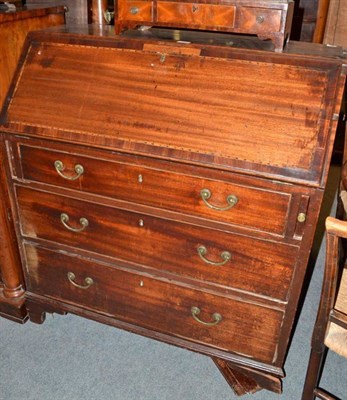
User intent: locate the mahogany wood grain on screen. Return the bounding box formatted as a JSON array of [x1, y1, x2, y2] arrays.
[[16, 185, 298, 301], [213, 358, 282, 394], [24, 243, 283, 364], [312, 0, 330, 43], [156, 2, 236, 28], [0, 4, 65, 323], [0, 141, 27, 321], [4, 37, 342, 185], [0, 26, 346, 396], [25, 290, 285, 378], [0, 5, 66, 110], [115, 0, 294, 52], [26, 0, 88, 25], [17, 143, 295, 236]]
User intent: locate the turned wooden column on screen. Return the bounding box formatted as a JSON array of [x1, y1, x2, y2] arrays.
[[0, 147, 24, 298], [0, 141, 27, 321]]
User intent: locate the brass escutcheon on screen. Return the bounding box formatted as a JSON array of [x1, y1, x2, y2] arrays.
[[200, 188, 238, 211], [197, 245, 231, 266], [54, 160, 84, 181], [191, 306, 222, 326]]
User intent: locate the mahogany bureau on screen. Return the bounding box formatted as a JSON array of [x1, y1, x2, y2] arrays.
[[0, 25, 346, 396]]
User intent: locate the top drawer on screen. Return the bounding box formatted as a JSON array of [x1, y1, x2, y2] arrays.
[[13, 142, 299, 236]]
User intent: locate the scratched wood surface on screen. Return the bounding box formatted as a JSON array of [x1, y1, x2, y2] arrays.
[[16, 141, 295, 236], [1, 27, 346, 395], [24, 243, 283, 364], [5, 39, 341, 184], [16, 185, 298, 301]]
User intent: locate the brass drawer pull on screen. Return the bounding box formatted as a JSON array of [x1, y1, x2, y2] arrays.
[[60, 213, 89, 232], [54, 160, 84, 181], [191, 306, 222, 326], [197, 245, 231, 266], [200, 188, 238, 211], [67, 272, 94, 289]]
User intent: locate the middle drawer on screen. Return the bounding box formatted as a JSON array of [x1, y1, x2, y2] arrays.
[[16, 186, 298, 301]]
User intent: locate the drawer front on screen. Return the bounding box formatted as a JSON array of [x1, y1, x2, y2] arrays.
[[24, 244, 283, 363], [118, 1, 153, 21], [157, 3, 236, 28], [17, 186, 298, 300], [236, 7, 282, 34], [18, 144, 291, 236]]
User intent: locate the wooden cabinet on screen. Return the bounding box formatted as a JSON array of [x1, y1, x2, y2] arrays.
[[0, 26, 345, 395], [0, 4, 65, 323], [0, 4, 66, 109], [115, 0, 295, 51]]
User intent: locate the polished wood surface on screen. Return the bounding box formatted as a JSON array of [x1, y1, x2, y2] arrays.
[[24, 244, 283, 363], [0, 5, 66, 109], [312, 0, 330, 43], [15, 184, 298, 301], [25, 0, 88, 25], [115, 0, 294, 51], [0, 142, 27, 322], [4, 30, 343, 184], [0, 4, 65, 322], [16, 141, 303, 236], [0, 26, 345, 395]]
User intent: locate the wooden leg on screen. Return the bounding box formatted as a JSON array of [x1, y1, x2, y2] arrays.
[[26, 297, 67, 324], [213, 358, 282, 396], [301, 347, 327, 400], [26, 300, 47, 324]]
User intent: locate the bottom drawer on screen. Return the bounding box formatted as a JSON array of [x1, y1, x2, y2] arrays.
[[24, 244, 283, 364]]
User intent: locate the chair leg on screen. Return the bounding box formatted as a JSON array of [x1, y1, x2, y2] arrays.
[[302, 346, 327, 400]]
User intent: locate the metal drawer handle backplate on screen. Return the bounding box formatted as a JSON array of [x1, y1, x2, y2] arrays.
[[191, 306, 222, 326], [200, 188, 238, 211], [60, 213, 89, 232], [197, 245, 231, 266], [130, 6, 139, 14], [67, 272, 94, 289], [54, 160, 84, 181], [256, 15, 265, 24]]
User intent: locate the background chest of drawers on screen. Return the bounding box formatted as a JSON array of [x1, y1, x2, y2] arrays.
[[0, 26, 345, 396], [115, 0, 294, 51]]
